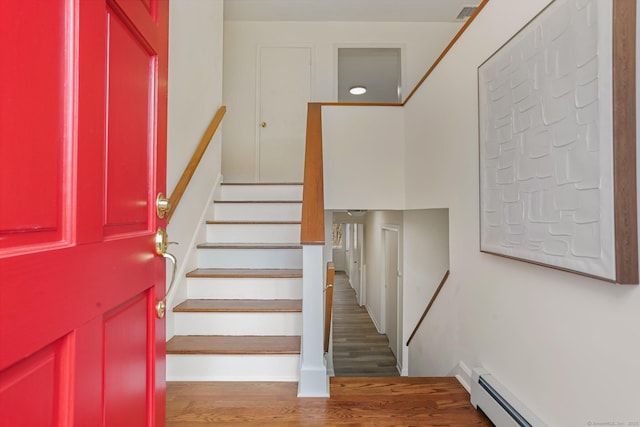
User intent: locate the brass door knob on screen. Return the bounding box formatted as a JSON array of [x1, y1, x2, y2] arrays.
[[260, 121, 267, 128], [156, 192, 170, 219]]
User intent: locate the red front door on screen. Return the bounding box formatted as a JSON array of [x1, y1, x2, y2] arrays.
[[0, 1, 168, 425]]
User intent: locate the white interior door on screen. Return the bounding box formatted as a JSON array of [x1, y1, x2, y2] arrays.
[[257, 46, 311, 182], [350, 224, 361, 296], [384, 228, 400, 359]]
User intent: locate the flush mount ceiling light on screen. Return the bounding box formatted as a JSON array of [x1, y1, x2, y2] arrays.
[[349, 86, 367, 95]]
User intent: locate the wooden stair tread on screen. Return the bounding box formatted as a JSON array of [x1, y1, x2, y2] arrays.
[[221, 182, 303, 186], [329, 377, 467, 395], [174, 299, 302, 312], [214, 200, 301, 204], [197, 243, 302, 249], [186, 268, 303, 278], [166, 335, 301, 355], [206, 220, 301, 225]]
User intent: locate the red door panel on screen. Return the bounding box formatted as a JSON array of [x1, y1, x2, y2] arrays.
[[0, 0, 168, 425], [0, 0, 69, 249], [113, 0, 161, 38], [0, 336, 72, 427], [0, 344, 57, 426], [104, 292, 151, 427], [105, 7, 154, 236]]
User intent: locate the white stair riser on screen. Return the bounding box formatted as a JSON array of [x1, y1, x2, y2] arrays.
[[206, 223, 300, 244], [166, 354, 300, 381], [219, 185, 302, 201], [213, 203, 301, 221], [198, 248, 302, 269], [174, 312, 301, 336], [187, 278, 302, 300]]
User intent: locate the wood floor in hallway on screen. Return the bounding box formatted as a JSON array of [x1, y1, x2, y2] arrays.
[[332, 271, 399, 377], [165, 274, 492, 425], [166, 377, 492, 426]]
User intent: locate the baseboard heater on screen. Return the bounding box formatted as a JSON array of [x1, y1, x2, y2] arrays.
[[471, 368, 546, 427]]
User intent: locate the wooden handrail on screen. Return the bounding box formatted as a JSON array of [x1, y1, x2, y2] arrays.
[[166, 105, 227, 223], [300, 103, 325, 245], [402, 0, 489, 105], [324, 262, 335, 353], [406, 270, 450, 346]]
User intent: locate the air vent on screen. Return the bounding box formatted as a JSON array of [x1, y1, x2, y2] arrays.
[[456, 6, 477, 21]]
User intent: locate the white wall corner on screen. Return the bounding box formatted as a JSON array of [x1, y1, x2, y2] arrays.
[[325, 352, 335, 377], [400, 344, 409, 376], [366, 304, 384, 334], [449, 360, 472, 394]]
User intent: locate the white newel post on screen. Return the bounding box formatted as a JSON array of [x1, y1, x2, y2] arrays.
[[297, 244, 330, 397]]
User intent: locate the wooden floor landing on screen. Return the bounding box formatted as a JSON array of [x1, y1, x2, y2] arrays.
[[166, 377, 492, 426]]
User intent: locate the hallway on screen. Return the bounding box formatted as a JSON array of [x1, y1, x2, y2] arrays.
[[332, 272, 400, 377]]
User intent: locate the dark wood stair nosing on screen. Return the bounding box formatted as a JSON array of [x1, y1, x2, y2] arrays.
[[186, 268, 303, 279], [166, 335, 301, 355], [221, 182, 303, 186], [173, 299, 302, 313], [206, 220, 301, 225], [213, 200, 302, 204], [196, 243, 303, 250]]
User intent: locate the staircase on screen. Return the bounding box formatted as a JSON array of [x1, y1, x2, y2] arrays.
[[166, 183, 304, 381]]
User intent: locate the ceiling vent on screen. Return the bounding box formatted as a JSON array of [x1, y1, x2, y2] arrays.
[[456, 6, 477, 21]]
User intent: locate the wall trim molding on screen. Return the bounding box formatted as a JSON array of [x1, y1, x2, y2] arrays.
[[450, 360, 472, 393]]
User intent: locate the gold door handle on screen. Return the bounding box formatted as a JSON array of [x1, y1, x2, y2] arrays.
[[260, 121, 267, 128], [155, 227, 178, 318], [156, 192, 171, 219]]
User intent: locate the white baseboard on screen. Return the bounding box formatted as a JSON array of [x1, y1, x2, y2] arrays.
[[365, 304, 383, 334], [450, 360, 472, 393]]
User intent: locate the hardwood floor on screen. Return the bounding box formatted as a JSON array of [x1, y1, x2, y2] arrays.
[[166, 377, 492, 426], [332, 271, 399, 377], [165, 273, 491, 425]]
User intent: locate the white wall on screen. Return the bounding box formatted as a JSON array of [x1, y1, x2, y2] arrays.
[[403, 0, 640, 424], [222, 20, 460, 182], [403, 209, 450, 377], [323, 106, 405, 210], [166, 0, 224, 338], [363, 211, 403, 332]]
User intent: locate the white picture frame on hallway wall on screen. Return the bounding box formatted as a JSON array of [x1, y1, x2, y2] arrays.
[[478, 0, 638, 284]]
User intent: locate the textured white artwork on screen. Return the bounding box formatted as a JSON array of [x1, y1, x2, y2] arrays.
[[478, 0, 615, 280]]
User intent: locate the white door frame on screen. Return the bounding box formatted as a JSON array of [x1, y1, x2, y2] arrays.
[[381, 224, 402, 372], [357, 223, 365, 307], [255, 43, 315, 181]]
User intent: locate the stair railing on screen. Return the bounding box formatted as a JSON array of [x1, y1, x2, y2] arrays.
[[406, 270, 450, 346], [324, 262, 335, 353], [300, 103, 325, 245], [165, 105, 226, 223]]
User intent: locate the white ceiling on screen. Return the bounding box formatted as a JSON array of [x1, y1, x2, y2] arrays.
[[224, 0, 483, 22]]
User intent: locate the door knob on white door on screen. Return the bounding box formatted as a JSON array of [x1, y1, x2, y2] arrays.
[[260, 121, 267, 128]]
